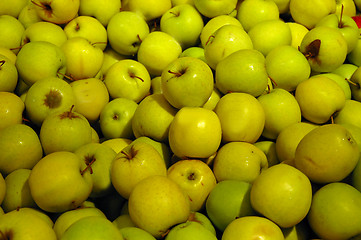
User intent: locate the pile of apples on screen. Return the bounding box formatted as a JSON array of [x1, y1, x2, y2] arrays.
[[2, 0, 361, 239]]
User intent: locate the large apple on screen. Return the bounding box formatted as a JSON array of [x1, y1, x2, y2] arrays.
[[31, 0, 80, 24], [21, 21, 67, 47], [78, 0, 121, 26]]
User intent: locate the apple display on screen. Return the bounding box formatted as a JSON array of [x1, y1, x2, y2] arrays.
[[0, 54, 18, 92], [193, 0, 238, 18], [78, 0, 121, 26], [0, 15, 25, 53], [0, 92, 24, 130]]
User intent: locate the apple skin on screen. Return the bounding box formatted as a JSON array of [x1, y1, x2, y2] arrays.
[[349, 66, 361, 101], [0, 15, 25, 53], [119, 226, 157, 240], [318, 73, 352, 100], [0, 46, 16, 64], [123, 0, 172, 22], [334, 100, 361, 129], [18, 2, 43, 28], [193, 0, 238, 18], [286, 22, 309, 49], [0, 172, 4, 205], [78, 0, 121, 26], [165, 221, 218, 240], [254, 140, 280, 167], [0, 91, 24, 131], [180, 47, 206, 62], [0, 0, 28, 18]]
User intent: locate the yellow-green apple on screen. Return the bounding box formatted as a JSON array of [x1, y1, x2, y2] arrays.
[[315, 72, 351, 100], [349, 66, 361, 101], [352, 158, 361, 192], [205, 180, 254, 232], [0, 47, 16, 64], [0, 54, 18, 92], [347, 38, 361, 67], [107, 11, 150, 56], [265, 45, 311, 92], [221, 216, 285, 240], [215, 49, 268, 97], [308, 182, 361, 239], [0, 173, 4, 205], [0, 123, 43, 175], [213, 141, 268, 183], [137, 31, 182, 77], [60, 216, 124, 240], [90, 127, 100, 143], [200, 14, 243, 48], [0, 0, 28, 17], [24, 77, 75, 126], [104, 59, 151, 102], [168, 107, 222, 159], [275, 121, 319, 162], [78, 0, 121, 26], [167, 159, 217, 212], [100, 46, 129, 75], [64, 16, 108, 51], [15, 77, 30, 97], [334, 100, 361, 128], [286, 22, 309, 49], [294, 124, 360, 184], [295, 75, 346, 124], [70, 78, 109, 123], [111, 141, 167, 199], [101, 137, 132, 154], [131, 93, 178, 142], [338, 123, 361, 152], [336, 0, 356, 16], [160, 4, 204, 49], [2, 169, 37, 213], [39, 107, 93, 155], [299, 26, 348, 73], [236, 0, 280, 32], [161, 56, 214, 109], [250, 164, 312, 228], [187, 212, 216, 236], [165, 221, 218, 240], [0, 15, 25, 53], [119, 226, 157, 240], [281, 220, 312, 240], [180, 46, 206, 62], [272, 0, 290, 14], [257, 88, 302, 140], [202, 87, 222, 110], [21, 21, 67, 47], [17, 2, 43, 28], [29, 151, 93, 213], [53, 207, 107, 239], [0, 207, 57, 240], [0, 92, 24, 130], [15, 41, 67, 86], [289, 0, 336, 29], [31, 0, 80, 24], [172, 0, 194, 6], [150, 76, 162, 94], [214, 92, 265, 143], [99, 97, 138, 140], [254, 140, 280, 167], [61, 37, 104, 81], [332, 63, 358, 81], [112, 214, 136, 229], [204, 24, 253, 70], [123, 0, 172, 22], [193, 0, 237, 18]]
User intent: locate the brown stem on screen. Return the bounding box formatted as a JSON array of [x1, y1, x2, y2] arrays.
[[338, 4, 344, 28], [168, 70, 182, 77], [0, 60, 5, 68], [80, 157, 96, 175]]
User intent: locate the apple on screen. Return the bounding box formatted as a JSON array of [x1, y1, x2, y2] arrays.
[[31, 0, 80, 24], [0, 172, 4, 205], [99, 97, 138, 140], [193, 0, 238, 18], [180, 46, 206, 62], [0, 92, 24, 130], [214, 92, 265, 143], [254, 140, 280, 167], [113, 214, 137, 229], [29, 151, 93, 213], [131, 93, 178, 142], [205, 180, 254, 232], [334, 100, 361, 130], [100, 46, 129, 75], [352, 158, 361, 192], [349, 66, 361, 101], [123, 0, 172, 22], [0, 54, 18, 92], [165, 221, 218, 240], [347, 38, 361, 67], [101, 137, 132, 154], [332, 63, 358, 81], [119, 226, 157, 240], [236, 0, 280, 32], [39, 107, 93, 155], [202, 87, 222, 111], [107, 11, 150, 56], [64, 16, 108, 51], [103, 59, 151, 103], [281, 220, 312, 240], [161, 56, 214, 109], [160, 4, 204, 49], [78, 0, 121, 26], [17, 2, 43, 28], [0, 15, 25, 53], [308, 182, 361, 239], [0, 46, 17, 64], [336, 0, 357, 16], [294, 124, 360, 184], [172, 0, 194, 6], [286, 22, 309, 49], [128, 175, 191, 239], [186, 211, 216, 236], [213, 141, 268, 183], [0, 0, 28, 18]]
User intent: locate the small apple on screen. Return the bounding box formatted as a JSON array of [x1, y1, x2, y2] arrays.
[[101, 137, 132, 154], [0, 15, 25, 53], [112, 214, 137, 229], [348, 66, 361, 101], [286, 22, 309, 49], [352, 158, 361, 192], [21, 21, 67, 47], [0, 92, 24, 130], [332, 63, 358, 81], [193, 0, 238, 18], [31, 0, 80, 24], [0, 54, 18, 92], [347, 38, 361, 67], [78, 0, 121, 26], [254, 140, 280, 167], [186, 211, 216, 236], [180, 46, 206, 62]]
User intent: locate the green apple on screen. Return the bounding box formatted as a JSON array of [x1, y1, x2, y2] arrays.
[[64, 16, 108, 51], [294, 124, 360, 184], [222, 216, 284, 240], [316, 72, 351, 100], [272, 0, 290, 14], [21, 21, 67, 47], [186, 211, 216, 236], [214, 92, 265, 143], [213, 141, 268, 183], [202, 87, 222, 111], [289, 0, 336, 29], [131, 93, 177, 142], [0, 123, 43, 175], [332, 63, 358, 81], [39, 107, 93, 155], [0, 15, 25, 53], [31, 0, 79, 24], [0, 0, 28, 18], [180, 46, 206, 62], [100, 46, 129, 75], [78, 0, 121, 26], [286, 22, 309, 49], [29, 151, 93, 213], [119, 226, 156, 240], [0, 46, 16, 64], [160, 4, 204, 49], [308, 182, 361, 239], [172, 0, 194, 6], [0, 54, 18, 92], [236, 0, 280, 32], [295, 75, 346, 124], [349, 66, 361, 101], [299, 26, 348, 73], [275, 121, 319, 162], [161, 56, 214, 109], [168, 107, 222, 159], [101, 137, 132, 154], [128, 175, 191, 239], [352, 158, 361, 192], [113, 214, 137, 229], [61, 216, 124, 240], [204, 24, 253, 70], [123, 0, 172, 22], [0, 92, 24, 130], [193, 0, 237, 18], [107, 11, 150, 56], [111, 141, 167, 199], [254, 140, 280, 167], [347, 38, 361, 67], [165, 221, 217, 240], [205, 180, 254, 232], [15, 41, 67, 86], [338, 123, 361, 152], [104, 59, 151, 103], [150, 76, 162, 94], [334, 99, 361, 128], [265, 45, 311, 92], [251, 164, 312, 228], [336, 0, 356, 16], [17, 2, 43, 28]]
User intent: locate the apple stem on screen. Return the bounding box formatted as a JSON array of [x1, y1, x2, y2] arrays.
[[129, 71, 144, 82], [330, 115, 334, 124], [168, 70, 183, 77], [339, 4, 344, 28], [57, 71, 75, 82], [80, 158, 96, 175], [92, 42, 107, 47], [346, 78, 359, 87], [170, 11, 180, 17], [31, 0, 51, 10], [205, 35, 215, 46], [121, 150, 133, 160], [0, 60, 4, 68]]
